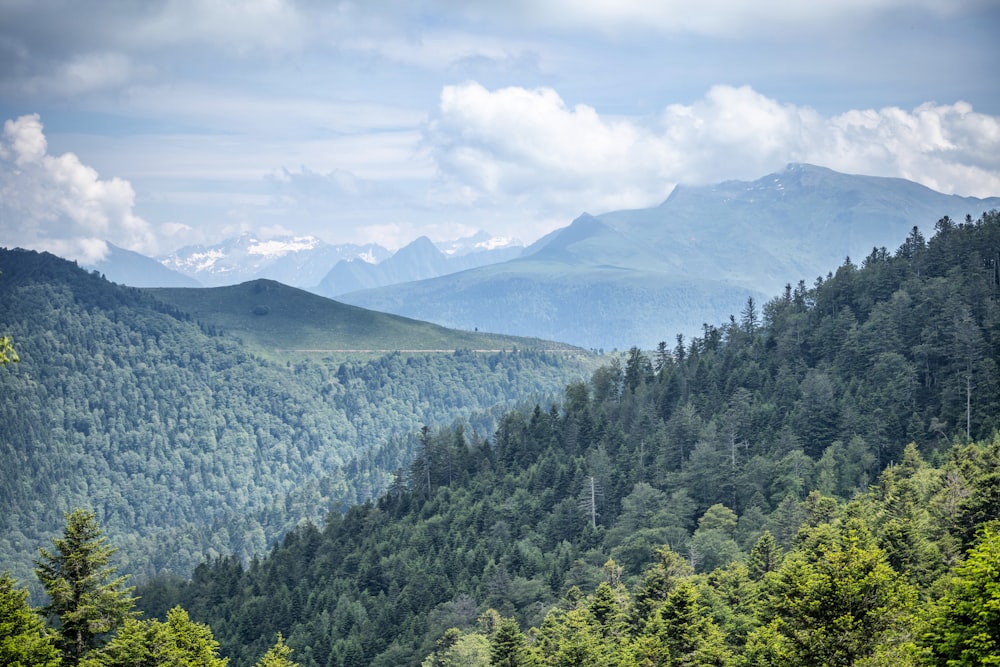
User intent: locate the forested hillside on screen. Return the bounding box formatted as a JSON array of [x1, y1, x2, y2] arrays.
[[137, 212, 1000, 665], [0, 248, 595, 590]]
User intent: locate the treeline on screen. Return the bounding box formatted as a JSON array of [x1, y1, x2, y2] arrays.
[[136, 211, 1000, 665], [0, 247, 593, 590]]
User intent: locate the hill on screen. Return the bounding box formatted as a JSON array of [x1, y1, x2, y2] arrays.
[[342, 164, 1000, 349], [147, 279, 577, 359], [139, 210, 1000, 666], [0, 247, 596, 592]]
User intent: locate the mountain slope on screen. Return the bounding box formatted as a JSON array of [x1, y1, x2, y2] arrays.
[[87, 243, 201, 288], [0, 248, 595, 591], [147, 279, 579, 357], [139, 211, 1000, 667], [342, 164, 1000, 349]]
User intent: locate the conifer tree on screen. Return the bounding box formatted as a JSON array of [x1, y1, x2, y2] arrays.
[[489, 616, 536, 667], [35, 509, 136, 665], [80, 606, 228, 667], [0, 571, 61, 667], [746, 531, 782, 581], [255, 633, 299, 667], [759, 516, 917, 666], [922, 523, 1000, 666]]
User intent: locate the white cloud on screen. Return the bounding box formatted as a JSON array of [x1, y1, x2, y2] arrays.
[[426, 82, 1000, 219], [0, 114, 156, 263]]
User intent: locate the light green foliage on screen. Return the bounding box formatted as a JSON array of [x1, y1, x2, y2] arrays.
[[80, 606, 227, 667], [421, 628, 490, 667], [0, 571, 61, 667], [922, 523, 1000, 665], [35, 509, 137, 665], [759, 516, 917, 666], [0, 334, 17, 364]]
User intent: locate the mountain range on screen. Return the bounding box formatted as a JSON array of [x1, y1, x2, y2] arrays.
[[156, 234, 392, 288], [90, 231, 525, 295], [314, 235, 524, 297], [339, 164, 1000, 349], [85, 164, 1000, 351]]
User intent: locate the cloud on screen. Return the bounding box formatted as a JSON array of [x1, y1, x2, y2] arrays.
[[0, 114, 156, 263], [462, 0, 975, 36], [426, 82, 1000, 218]]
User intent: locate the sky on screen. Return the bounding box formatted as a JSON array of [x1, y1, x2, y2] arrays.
[[1, 0, 999, 263]]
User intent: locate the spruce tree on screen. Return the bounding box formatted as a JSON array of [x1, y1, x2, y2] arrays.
[[255, 633, 299, 667], [35, 509, 136, 665], [0, 571, 61, 667]]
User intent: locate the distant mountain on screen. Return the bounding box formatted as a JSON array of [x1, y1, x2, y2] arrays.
[[158, 234, 391, 288], [340, 164, 1000, 350], [315, 234, 523, 297], [434, 230, 523, 256], [87, 242, 201, 287]]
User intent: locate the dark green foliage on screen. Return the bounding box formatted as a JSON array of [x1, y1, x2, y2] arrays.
[[0, 212, 995, 665], [0, 248, 594, 588], [489, 617, 535, 667], [755, 515, 918, 666], [129, 212, 1000, 666], [35, 509, 137, 665]]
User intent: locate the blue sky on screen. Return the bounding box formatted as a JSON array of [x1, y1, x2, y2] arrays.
[[1, 0, 998, 262]]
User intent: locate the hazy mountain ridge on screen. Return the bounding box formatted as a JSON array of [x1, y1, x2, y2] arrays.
[[156, 234, 391, 288], [341, 164, 1000, 349], [89, 242, 202, 288], [315, 235, 524, 297]]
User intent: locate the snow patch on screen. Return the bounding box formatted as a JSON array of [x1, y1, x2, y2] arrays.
[[247, 236, 320, 257]]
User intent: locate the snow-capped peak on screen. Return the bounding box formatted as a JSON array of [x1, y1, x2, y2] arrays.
[[436, 230, 523, 256]]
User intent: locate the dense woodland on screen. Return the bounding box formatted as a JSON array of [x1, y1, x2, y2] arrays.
[[128, 211, 998, 665], [1, 211, 999, 666], [0, 248, 594, 590]]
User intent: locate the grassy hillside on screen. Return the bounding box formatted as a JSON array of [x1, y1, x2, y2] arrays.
[[148, 279, 579, 359]]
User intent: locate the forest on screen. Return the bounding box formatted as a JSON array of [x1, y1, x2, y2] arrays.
[[2, 210, 999, 666], [0, 247, 594, 591]]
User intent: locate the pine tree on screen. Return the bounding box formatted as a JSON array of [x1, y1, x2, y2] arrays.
[[490, 616, 536, 667], [254, 633, 299, 667], [759, 516, 917, 666], [0, 571, 61, 667], [35, 509, 137, 665], [746, 531, 782, 581], [922, 524, 1000, 666], [80, 606, 228, 667]]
